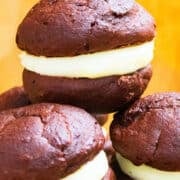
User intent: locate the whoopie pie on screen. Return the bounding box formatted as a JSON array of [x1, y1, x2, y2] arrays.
[[16, 0, 155, 113], [110, 93, 180, 179]]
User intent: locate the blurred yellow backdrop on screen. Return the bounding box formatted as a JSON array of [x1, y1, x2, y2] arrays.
[[0, 0, 179, 94]]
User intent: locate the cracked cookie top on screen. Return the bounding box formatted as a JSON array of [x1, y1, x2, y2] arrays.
[[0, 103, 104, 179], [16, 0, 155, 57], [110, 92, 180, 171]]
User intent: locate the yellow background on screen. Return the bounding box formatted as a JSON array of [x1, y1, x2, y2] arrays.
[[0, 0, 180, 94]]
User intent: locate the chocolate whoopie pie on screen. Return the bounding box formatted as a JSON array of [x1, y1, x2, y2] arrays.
[[0, 103, 112, 180], [16, 0, 155, 113], [110, 93, 180, 179], [0, 87, 30, 111]]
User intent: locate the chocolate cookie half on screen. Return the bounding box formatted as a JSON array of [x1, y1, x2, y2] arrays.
[[0, 87, 30, 111], [110, 93, 180, 179], [16, 0, 155, 57], [23, 65, 152, 113], [17, 0, 155, 113], [0, 103, 110, 180]]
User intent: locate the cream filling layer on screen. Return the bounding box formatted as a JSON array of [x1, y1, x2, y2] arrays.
[[62, 151, 109, 180], [116, 153, 180, 180], [20, 41, 154, 78]]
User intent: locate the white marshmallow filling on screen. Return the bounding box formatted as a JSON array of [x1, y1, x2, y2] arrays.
[[62, 151, 109, 180], [116, 153, 180, 180], [20, 41, 154, 78]]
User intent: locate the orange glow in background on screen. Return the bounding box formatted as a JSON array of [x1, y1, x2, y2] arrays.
[[0, 0, 179, 94]]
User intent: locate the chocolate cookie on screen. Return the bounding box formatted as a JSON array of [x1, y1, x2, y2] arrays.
[[110, 92, 180, 171], [16, 0, 155, 57], [0, 87, 30, 111], [0, 103, 104, 179], [23, 65, 152, 113]]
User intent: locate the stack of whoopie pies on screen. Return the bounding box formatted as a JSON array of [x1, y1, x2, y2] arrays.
[[0, 0, 179, 179], [15, 0, 155, 177]]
